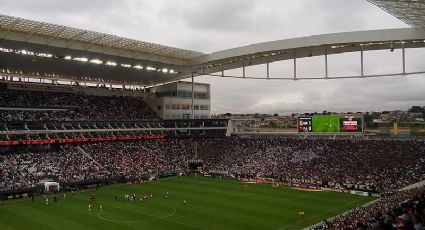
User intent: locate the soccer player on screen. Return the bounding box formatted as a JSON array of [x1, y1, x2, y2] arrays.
[[183, 200, 187, 206], [166, 191, 169, 199], [88, 203, 91, 211], [299, 211, 305, 219], [44, 195, 48, 205], [91, 193, 96, 202], [99, 204, 103, 212], [63, 193, 66, 200]]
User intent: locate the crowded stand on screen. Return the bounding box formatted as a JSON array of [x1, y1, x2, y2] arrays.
[[47, 145, 110, 182], [8, 151, 64, 186], [0, 157, 27, 192], [0, 90, 160, 122], [1, 140, 192, 187], [80, 140, 190, 180], [198, 138, 425, 193], [313, 186, 425, 230], [1, 138, 424, 194]]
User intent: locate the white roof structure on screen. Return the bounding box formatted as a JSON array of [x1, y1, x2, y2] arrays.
[[0, 14, 204, 64], [0, 14, 204, 85], [368, 0, 425, 28], [191, 28, 425, 77]]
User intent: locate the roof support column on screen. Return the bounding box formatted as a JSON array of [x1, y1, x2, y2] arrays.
[[191, 72, 194, 119], [242, 60, 246, 79], [266, 59, 270, 80], [325, 48, 328, 79], [402, 46, 406, 75], [293, 49, 297, 80], [360, 46, 364, 78]]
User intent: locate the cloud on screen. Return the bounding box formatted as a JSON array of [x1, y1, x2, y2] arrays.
[[161, 0, 258, 32]]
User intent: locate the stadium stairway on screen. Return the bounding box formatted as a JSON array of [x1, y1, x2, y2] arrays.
[[76, 146, 104, 169], [398, 179, 425, 191], [50, 147, 67, 173], [1, 155, 31, 188]]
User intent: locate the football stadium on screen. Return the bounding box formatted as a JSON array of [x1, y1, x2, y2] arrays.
[[1, 1, 425, 229]]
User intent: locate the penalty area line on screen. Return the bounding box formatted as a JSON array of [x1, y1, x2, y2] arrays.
[[96, 204, 177, 223]]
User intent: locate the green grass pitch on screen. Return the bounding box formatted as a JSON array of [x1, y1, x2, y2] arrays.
[[0, 176, 373, 230], [312, 115, 341, 133]]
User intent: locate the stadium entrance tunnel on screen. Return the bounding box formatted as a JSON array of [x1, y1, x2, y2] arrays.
[[189, 162, 203, 171]]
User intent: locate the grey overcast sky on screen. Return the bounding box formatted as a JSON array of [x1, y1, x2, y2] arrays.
[[1, 0, 425, 114]]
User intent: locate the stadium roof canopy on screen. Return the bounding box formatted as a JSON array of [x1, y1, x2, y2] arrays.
[[0, 14, 204, 86], [367, 0, 425, 28], [190, 28, 425, 79], [0, 14, 204, 62]]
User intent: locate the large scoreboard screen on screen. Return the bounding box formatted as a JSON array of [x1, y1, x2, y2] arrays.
[[298, 117, 312, 132], [312, 115, 340, 132], [297, 114, 363, 133], [340, 115, 362, 132]]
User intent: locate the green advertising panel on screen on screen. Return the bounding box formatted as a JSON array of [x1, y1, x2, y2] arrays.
[[312, 115, 340, 132]]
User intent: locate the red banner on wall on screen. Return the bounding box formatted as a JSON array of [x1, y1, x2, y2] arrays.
[[0, 135, 165, 146]]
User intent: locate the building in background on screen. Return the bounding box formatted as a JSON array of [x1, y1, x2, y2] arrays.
[[146, 81, 211, 119]]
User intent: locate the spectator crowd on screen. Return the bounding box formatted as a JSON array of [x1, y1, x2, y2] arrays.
[[1, 140, 192, 191], [81, 140, 190, 180], [0, 90, 160, 122], [2, 138, 425, 193], [199, 138, 425, 193], [0, 157, 27, 192], [313, 186, 425, 229]]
